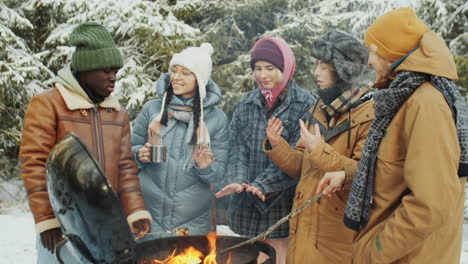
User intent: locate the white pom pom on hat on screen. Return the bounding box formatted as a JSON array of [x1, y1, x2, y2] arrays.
[[200, 42, 214, 56], [169, 42, 214, 99]]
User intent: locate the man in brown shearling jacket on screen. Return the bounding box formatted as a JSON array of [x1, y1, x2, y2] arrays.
[[18, 22, 151, 263]]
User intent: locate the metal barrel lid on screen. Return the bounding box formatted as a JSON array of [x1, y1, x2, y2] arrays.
[[46, 132, 135, 263]]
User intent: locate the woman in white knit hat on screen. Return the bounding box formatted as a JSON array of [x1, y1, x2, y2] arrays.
[[131, 43, 230, 240]]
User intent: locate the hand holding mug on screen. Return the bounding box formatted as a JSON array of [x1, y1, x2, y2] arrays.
[[138, 143, 152, 163]]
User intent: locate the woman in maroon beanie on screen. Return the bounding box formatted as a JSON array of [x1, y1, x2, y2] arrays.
[[216, 37, 315, 263]]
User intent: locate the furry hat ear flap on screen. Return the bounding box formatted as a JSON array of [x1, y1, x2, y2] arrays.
[[311, 31, 370, 85], [333, 59, 367, 84]]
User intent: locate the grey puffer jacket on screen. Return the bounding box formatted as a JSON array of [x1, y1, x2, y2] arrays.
[[131, 73, 229, 240]]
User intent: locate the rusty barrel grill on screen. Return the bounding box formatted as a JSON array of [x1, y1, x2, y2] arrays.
[[46, 133, 276, 264]]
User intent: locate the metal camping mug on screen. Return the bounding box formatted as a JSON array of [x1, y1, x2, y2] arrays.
[[150, 145, 167, 163]]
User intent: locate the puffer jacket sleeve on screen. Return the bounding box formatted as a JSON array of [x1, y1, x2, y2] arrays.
[[118, 109, 152, 226], [192, 110, 230, 185], [131, 102, 152, 168], [360, 93, 463, 263], [19, 94, 60, 234], [225, 104, 250, 185]]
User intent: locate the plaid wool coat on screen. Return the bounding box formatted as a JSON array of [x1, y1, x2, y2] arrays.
[[226, 80, 315, 238]]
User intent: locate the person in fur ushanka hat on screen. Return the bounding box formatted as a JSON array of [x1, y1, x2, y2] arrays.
[[316, 8, 467, 264], [131, 43, 230, 240], [216, 37, 315, 264], [264, 31, 375, 263], [311, 30, 373, 105]]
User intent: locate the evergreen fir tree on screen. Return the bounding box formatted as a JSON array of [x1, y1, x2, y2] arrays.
[[0, 0, 466, 181]]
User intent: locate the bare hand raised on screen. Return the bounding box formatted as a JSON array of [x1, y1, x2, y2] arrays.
[[194, 144, 215, 168], [299, 120, 323, 152], [266, 117, 284, 147], [242, 184, 266, 202], [215, 184, 244, 199]]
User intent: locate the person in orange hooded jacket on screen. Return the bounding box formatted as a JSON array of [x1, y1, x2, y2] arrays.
[[317, 8, 467, 263]]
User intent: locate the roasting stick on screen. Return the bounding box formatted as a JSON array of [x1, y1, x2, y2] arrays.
[[219, 192, 324, 255], [134, 227, 190, 241]]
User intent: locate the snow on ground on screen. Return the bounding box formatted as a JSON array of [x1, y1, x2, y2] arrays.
[[0, 209, 36, 264], [216, 225, 240, 237], [463, 222, 468, 264]]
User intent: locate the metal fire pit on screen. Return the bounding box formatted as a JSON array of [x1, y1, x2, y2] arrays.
[[135, 236, 275, 264], [46, 133, 276, 264]]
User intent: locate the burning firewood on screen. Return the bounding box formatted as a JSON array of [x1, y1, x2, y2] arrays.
[[135, 227, 190, 241], [145, 232, 220, 264]]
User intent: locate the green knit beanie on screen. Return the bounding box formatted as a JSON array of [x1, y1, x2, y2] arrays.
[[69, 22, 123, 72]]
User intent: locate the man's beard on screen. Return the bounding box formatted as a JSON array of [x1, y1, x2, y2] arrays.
[[317, 85, 343, 105], [374, 72, 398, 90]]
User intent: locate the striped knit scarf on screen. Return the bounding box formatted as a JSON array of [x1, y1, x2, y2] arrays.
[[344, 71, 468, 231], [321, 84, 372, 117]]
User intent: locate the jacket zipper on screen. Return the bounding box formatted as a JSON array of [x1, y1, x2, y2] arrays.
[[315, 197, 319, 248], [91, 107, 105, 171]]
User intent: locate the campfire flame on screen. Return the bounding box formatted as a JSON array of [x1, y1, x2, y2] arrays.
[[203, 232, 217, 264], [153, 246, 204, 264], [151, 232, 231, 264]]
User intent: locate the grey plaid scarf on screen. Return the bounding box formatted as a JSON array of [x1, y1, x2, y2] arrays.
[[148, 104, 210, 170], [344, 71, 468, 231]]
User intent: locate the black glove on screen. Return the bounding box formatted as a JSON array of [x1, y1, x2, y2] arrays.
[[40, 227, 63, 253]]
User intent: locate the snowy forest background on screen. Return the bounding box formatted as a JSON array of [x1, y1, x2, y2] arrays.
[[0, 0, 467, 207]]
